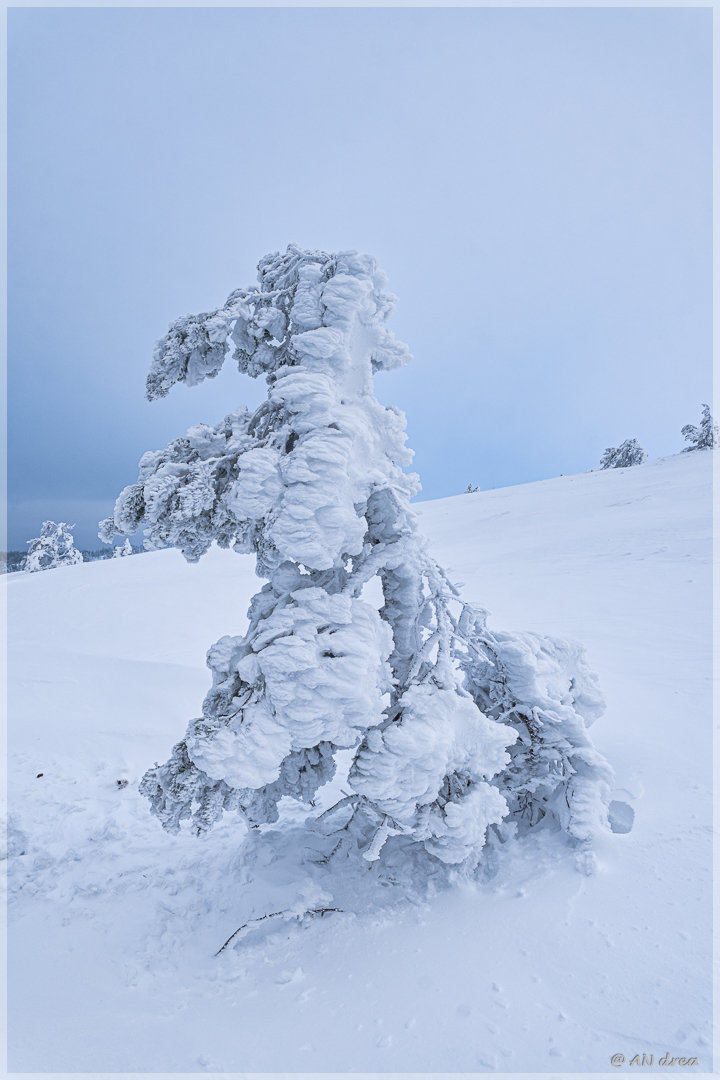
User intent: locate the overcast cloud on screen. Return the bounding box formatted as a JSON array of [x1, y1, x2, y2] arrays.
[[7, 6, 713, 548]]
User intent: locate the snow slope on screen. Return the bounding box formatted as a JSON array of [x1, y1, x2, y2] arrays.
[[4, 451, 715, 1076]]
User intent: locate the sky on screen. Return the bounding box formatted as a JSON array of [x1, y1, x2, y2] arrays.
[[6, 5, 714, 550]]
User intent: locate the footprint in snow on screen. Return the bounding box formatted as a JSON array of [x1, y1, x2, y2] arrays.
[[608, 800, 635, 834]]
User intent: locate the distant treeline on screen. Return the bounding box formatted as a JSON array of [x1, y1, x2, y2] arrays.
[[1, 548, 143, 573]]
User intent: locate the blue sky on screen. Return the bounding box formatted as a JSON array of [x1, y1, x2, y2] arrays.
[[7, 6, 713, 549]]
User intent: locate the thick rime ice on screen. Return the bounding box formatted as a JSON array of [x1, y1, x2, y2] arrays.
[[24, 521, 83, 572], [599, 439, 647, 470], [103, 244, 614, 871], [454, 609, 613, 846], [682, 404, 717, 452]]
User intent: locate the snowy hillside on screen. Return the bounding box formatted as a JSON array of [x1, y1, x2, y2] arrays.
[[5, 450, 715, 1074]]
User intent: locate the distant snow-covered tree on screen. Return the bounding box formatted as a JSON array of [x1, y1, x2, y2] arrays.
[[113, 538, 133, 558], [682, 404, 717, 451], [24, 522, 83, 572], [599, 439, 647, 470], [102, 245, 614, 875], [1, 552, 26, 574]]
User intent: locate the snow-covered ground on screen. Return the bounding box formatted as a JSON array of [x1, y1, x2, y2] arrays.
[[4, 451, 715, 1076]]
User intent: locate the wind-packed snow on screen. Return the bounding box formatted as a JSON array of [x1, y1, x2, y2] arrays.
[[5, 449, 714, 1074]]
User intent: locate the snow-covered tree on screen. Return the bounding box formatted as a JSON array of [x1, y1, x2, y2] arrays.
[[101, 245, 613, 873], [599, 439, 647, 469], [24, 521, 83, 572], [682, 404, 717, 451], [113, 538, 133, 558]]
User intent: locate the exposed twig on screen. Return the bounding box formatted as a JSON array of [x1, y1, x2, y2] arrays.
[[215, 907, 343, 956]]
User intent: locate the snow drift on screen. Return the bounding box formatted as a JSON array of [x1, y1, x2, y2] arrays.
[[5, 448, 714, 1072]]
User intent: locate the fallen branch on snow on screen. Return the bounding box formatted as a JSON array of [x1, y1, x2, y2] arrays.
[[215, 907, 343, 956]]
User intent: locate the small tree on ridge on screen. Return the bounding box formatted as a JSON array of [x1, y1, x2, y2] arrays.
[[599, 439, 647, 470], [25, 521, 83, 572], [682, 405, 717, 451]]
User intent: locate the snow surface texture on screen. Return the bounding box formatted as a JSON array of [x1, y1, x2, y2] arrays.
[[5, 451, 714, 1072], [23, 520, 83, 572], [100, 245, 613, 872]]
